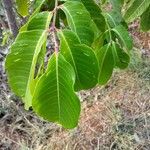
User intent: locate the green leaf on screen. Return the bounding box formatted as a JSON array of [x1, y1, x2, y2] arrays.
[[97, 44, 114, 85], [112, 25, 133, 51], [58, 30, 99, 91], [61, 1, 94, 46], [112, 42, 130, 69], [5, 12, 52, 109], [77, 0, 106, 32], [32, 53, 81, 129], [107, 0, 125, 28], [20, 0, 46, 31], [16, 0, 29, 17], [140, 6, 150, 31], [124, 0, 150, 22], [105, 11, 127, 28], [27, 12, 51, 30], [92, 33, 104, 54]]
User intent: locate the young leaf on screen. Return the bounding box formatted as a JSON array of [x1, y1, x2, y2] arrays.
[[97, 44, 114, 85], [112, 42, 130, 69], [16, 0, 29, 17], [140, 6, 150, 32], [112, 25, 133, 51], [124, 0, 150, 22], [58, 30, 99, 91], [32, 53, 81, 129], [5, 12, 52, 109], [61, 1, 94, 46]]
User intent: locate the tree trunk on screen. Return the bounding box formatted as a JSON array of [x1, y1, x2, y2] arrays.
[[2, 0, 18, 37]]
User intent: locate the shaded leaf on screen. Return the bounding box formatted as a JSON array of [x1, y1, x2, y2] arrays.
[[58, 30, 99, 91], [140, 6, 150, 31], [112, 42, 130, 69], [105, 12, 127, 28], [97, 44, 114, 85]]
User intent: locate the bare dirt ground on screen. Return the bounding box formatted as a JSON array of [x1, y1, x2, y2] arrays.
[[0, 23, 150, 150]]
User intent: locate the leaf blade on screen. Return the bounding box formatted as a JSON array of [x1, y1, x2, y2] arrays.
[[5, 12, 52, 109], [97, 44, 114, 85], [16, 0, 29, 17], [32, 53, 81, 129], [140, 6, 150, 31], [58, 30, 99, 90], [112, 25, 133, 51], [124, 0, 150, 22], [61, 1, 94, 46], [112, 42, 130, 69]]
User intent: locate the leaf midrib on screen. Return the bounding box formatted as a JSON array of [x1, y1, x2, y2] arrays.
[[99, 44, 110, 80], [56, 54, 61, 121]]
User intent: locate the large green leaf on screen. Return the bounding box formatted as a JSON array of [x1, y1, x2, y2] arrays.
[[5, 12, 52, 109], [112, 25, 133, 51], [112, 42, 130, 69], [140, 6, 150, 32], [124, 0, 150, 22], [16, 0, 29, 17], [61, 1, 94, 46], [32, 53, 81, 129], [58, 30, 99, 91], [97, 44, 114, 85]]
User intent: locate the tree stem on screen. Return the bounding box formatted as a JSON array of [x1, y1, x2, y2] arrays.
[[52, 0, 59, 54]]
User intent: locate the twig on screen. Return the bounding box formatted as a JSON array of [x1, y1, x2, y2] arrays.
[[51, 0, 59, 54]]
